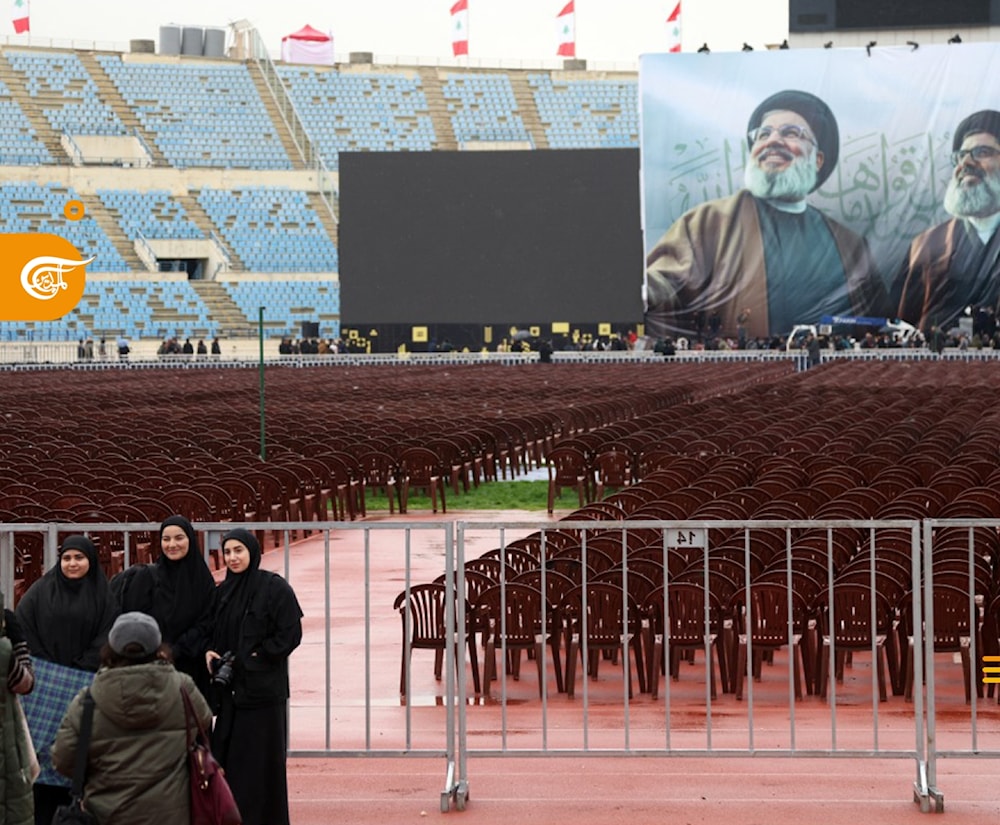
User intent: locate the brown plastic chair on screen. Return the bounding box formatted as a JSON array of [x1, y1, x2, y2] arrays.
[[901, 584, 980, 703], [731, 582, 810, 701], [398, 447, 448, 513], [814, 583, 892, 702], [559, 581, 645, 698], [478, 582, 562, 696], [545, 445, 593, 513], [393, 582, 480, 697], [643, 583, 725, 700]]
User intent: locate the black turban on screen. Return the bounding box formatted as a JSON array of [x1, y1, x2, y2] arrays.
[[952, 110, 1000, 151], [746, 89, 839, 191]]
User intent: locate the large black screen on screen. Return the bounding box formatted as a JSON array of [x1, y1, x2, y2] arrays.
[[339, 149, 642, 334], [790, 0, 990, 31]]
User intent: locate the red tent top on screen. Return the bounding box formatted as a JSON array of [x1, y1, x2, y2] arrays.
[[282, 24, 330, 42]]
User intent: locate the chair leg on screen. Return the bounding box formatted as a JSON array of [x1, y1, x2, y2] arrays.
[[735, 641, 747, 700], [566, 635, 579, 697]]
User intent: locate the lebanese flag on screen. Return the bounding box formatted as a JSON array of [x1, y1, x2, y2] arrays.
[[666, 2, 681, 52], [451, 0, 469, 57], [556, 1, 575, 57], [11, 0, 28, 34]]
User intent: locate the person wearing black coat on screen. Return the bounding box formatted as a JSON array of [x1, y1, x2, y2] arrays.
[[205, 528, 302, 825], [15, 534, 118, 824], [111, 515, 216, 695]]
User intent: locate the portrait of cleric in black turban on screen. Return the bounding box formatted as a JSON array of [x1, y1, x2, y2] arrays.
[[893, 109, 1000, 334], [644, 89, 888, 341]]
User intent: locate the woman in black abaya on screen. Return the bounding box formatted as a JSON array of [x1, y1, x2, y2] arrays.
[[15, 534, 118, 824], [112, 515, 216, 694], [206, 528, 302, 825]]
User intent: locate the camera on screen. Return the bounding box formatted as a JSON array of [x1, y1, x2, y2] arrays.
[[211, 651, 236, 688]]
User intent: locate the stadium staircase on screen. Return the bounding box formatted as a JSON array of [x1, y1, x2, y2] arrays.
[[188, 280, 253, 336], [78, 191, 148, 271], [508, 72, 549, 149], [307, 191, 339, 247], [417, 68, 458, 151], [0, 50, 66, 161], [176, 191, 246, 272], [246, 60, 308, 171], [76, 51, 167, 167]]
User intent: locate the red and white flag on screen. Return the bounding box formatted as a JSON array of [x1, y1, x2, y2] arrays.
[[667, 2, 681, 52], [556, 1, 575, 57], [11, 0, 29, 34], [451, 0, 469, 56]]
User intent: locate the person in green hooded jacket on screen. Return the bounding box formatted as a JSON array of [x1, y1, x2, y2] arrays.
[[52, 612, 212, 825]]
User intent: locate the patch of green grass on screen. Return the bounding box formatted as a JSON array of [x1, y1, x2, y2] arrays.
[[361, 480, 551, 511]]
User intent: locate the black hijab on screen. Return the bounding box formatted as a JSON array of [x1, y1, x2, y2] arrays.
[[212, 528, 262, 653], [152, 515, 217, 643], [15, 534, 117, 670]]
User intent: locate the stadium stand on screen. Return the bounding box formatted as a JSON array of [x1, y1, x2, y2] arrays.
[[5, 50, 127, 137], [0, 78, 53, 164], [97, 188, 204, 241], [0, 181, 129, 271], [220, 279, 340, 339], [95, 54, 293, 169], [197, 186, 339, 273], [0, 279, 215, 342], [277, 66, 436, 167], [442, 72, 532, 144], [528, 73, 638, 149], [0, 43, 655, 346]]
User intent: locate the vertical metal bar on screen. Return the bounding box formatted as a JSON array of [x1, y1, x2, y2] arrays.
[[403, 527, 412, 748], [662, 526, 671, 751], [324, 528, 332, 750], [916, 521, 930, 797], [363, 527, 372, 751], [827, 526, 837, 750], [620, 526, 630, 751], [867, 527, 879, 751], [967, 525, 978, 752], [785, 525, 795, 751], [454, 522, 468, 800], [745, 525, 754, 751]]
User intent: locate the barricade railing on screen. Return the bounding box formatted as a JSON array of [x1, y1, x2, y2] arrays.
[[921, 518, 1000, 813], [7, 517, 997, 814]]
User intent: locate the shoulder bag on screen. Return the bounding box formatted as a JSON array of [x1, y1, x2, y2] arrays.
[[51, 689, 97, 825], [180, 686, 242, 825]]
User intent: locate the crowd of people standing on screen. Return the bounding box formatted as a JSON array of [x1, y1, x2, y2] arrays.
[[4, 518, 302, 825]]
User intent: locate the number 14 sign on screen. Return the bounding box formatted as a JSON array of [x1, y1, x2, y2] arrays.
[[666, 528, 707, 549]]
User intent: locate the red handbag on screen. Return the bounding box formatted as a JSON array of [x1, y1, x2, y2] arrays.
[[181, 687, 242, 825]]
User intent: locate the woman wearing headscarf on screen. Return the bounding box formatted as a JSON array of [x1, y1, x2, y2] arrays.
[[52, 611, 213, 825], [15, 534, 118, 825], [111, 515, 216, 694], [206, 528, 302, 825]]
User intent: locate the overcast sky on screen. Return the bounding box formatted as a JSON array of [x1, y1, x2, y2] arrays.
[[11, 0, 789, 66]]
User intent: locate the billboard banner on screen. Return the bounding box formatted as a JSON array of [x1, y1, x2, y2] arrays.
[[640, 43, 1000, 344]]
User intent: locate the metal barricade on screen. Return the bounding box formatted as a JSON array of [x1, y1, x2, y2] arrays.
[[8, 517, 999, 813]]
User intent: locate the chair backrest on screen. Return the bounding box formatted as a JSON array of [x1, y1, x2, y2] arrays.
[[546, 446, 591, 486], [511, 568, 575, 610], [558, 581, 641, 644], [814, 582, 893, 643], [476, 582, 551, 644], [731, 582, 808, 646], [592, 568, 658, 608], [393, 583, 447, 647], [399, 447, 444, 485], [642, 582, 723, 643]]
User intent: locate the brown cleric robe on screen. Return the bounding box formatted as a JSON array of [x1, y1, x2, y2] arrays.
[[645, 190, 888, 340]]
